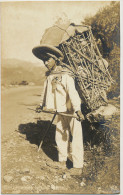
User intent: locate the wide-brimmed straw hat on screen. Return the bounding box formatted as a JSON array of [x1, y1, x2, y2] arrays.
[[32, 44, 64, 61]]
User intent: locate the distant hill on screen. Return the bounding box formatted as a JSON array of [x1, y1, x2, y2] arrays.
[[1, 58, 47, 86]]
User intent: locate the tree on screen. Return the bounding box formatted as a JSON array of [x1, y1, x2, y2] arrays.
[[84, 2, 120, 57], [83, 2, 120, 97]]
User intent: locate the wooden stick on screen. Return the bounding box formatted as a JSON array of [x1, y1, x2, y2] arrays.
[[66, 43, 77, 71], [72, 46, 110, 77], [61, 44, 75, 73], [71, 39, 83, 68], [38, 112, 57, 151], [28, 108, 79, 119]]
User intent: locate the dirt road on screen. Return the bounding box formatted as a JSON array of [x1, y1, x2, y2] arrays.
[[1, 86, 42, 136], [1, 86, 120, 194]]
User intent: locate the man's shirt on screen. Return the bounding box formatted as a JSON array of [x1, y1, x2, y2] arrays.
[[41, 71, 81, 113]]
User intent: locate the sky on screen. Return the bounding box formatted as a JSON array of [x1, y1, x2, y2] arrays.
[[1, 1, 111, 64]]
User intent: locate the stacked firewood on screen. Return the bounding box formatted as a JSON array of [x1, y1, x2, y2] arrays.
[[59, 25, 113, 111]]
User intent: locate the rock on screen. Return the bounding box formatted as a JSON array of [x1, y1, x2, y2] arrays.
[[21, 177, 27, 182], [100, 104, 117, 116], [25, 176, 32, 180], [80, 181, 86, 187], [51, 184, 56, 190], [54, 175, 58, 179], [110, 185, 119, 193], [65, 172, 71, 179], [16, 169, 20, 173], [83, 162, 88, 167], [23, 168, 30, 173], [21, 176, 31, 182], [3, 175, 13, 183], [86, 104, 118, 123], [54, 175, 60, 183], [62, 174, 67, 179], [97, 187, 102, 193], [31, 144, 37, 148], [20, 168, 30, 174], [39, 176, 45, 180]]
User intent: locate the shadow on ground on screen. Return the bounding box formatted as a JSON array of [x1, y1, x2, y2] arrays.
[[18, 119, 74, 168], [18, 120, 58, 161], [18, 118, 109, 167]]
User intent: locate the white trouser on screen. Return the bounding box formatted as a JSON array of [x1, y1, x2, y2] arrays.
[[55, 115, 84, 168]]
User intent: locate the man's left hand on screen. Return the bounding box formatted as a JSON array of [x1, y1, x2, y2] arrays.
[[76, 110, 85, 121]]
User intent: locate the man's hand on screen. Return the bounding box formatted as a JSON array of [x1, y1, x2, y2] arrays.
[[76, 110, 85, 121], [36, 105, 43, 113]]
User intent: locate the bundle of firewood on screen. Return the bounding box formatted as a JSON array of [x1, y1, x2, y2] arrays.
[[59, 24, 113, 111]]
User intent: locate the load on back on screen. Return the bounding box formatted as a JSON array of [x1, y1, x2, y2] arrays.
[[40, 23, 113, 112]]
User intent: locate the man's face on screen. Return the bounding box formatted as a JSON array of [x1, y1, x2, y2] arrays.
[[44, 57, 56, 71]]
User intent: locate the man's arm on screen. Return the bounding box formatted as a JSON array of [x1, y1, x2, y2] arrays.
[[36, 79, 48, 113], [66, 75, 85, 121]]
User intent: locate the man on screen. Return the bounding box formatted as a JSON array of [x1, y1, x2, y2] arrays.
[[32, 44, 84, 175]]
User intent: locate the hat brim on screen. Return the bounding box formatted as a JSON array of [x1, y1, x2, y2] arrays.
[[32, 44, 64, 61]]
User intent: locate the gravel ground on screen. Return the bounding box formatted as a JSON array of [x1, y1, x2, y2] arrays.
[[1, 86, 120, 194]]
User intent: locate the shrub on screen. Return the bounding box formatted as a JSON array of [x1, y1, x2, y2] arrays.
[[83, 2, 120, 97], [84, 2, 120, 57]]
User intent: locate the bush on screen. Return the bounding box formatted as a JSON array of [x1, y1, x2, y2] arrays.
[[83, 2, 120, 97], [84, 2, 120, 57], [107, 44, 120, 98]]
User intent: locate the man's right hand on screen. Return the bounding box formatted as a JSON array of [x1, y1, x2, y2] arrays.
[[36, 105, 43, 113]]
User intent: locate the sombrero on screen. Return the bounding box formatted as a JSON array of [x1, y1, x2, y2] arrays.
[[32, 44, 64, 61]]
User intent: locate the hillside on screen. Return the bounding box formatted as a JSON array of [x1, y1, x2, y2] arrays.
[[1, 59, 47, 86]]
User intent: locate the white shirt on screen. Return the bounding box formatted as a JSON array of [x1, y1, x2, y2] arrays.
[[41, 72, 81, 113]]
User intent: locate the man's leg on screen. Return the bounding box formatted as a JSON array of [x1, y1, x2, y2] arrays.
[[70, 118, 84, 168], [55, 115, 69, 162]]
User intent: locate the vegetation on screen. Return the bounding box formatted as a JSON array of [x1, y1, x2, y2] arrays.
[[82, 4, 120, 190], [84, 2, 120, 98]]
